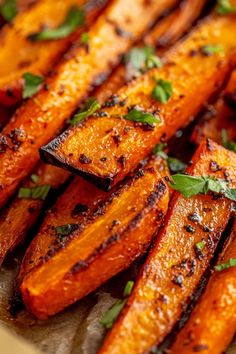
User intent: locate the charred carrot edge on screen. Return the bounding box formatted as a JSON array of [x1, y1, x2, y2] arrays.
[[20, 156, 170, 319], [0, 164, 70, 266], [18, 155, 168, 284], [191, 69, 236, 145], [41, 11, 236, 191], [95, 0, 206, 103], [0, 0, 107, 106], [169, 221, 236, 354], [98, 140, 236, 354], [0, 0, 177, 209]]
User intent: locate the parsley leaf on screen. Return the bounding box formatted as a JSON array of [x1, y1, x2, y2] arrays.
[[124, 46, 162, 79], [171, 174, 236, 201], [216, 0, 236, 14], [221, 129, 236, 152], [0, 0, 17, 22], [18, 185, 51, 200], [28, 6, 85, 41], [153, 143, 186, 173], [201, 44, 224, 55], [215, 258, 236, 271], [151, 78, 173, 104], [70, 98, 100, 124], [100, 280, 134, 329], [23, 72, 44, 99], [124, 109, 160, 125]]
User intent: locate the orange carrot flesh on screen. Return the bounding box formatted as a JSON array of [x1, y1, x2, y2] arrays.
[[20, 157, 170, 319], [0, 0, 177, 208], [0, 0, 106, 106], [98, 140, 236, 354], [191, 69, 236, 145], [41, 12, 236, 191], [169, 222, 236, 354], [0, 163, 69, 266]]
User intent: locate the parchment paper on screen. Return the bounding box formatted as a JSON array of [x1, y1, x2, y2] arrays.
[[0, 257, 235, 354]]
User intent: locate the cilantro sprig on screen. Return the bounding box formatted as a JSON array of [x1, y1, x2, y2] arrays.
[[0, 0, 17, 22], [151, 78, 173, 104], [70, 98, 101, 125], [215, 258, 236, 271], [124, 109, 160, 125], [216, 0, 236, 14], [28, 6, 85, 41], [100, 281, 134, 329], [170, 174, 236, 201], [23, 72, 44, 99]]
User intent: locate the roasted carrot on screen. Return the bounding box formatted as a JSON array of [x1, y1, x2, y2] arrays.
[[98, 140, 236, 354], [169, 221, 236, 354], [0, 163, 69, 266], [191, 70, 236, 145], [0, 0, 107, 106], [20, 156, 170, 319], [18, 155, 169, 284], [41, 11, 236, 191], [0, 0, 177, 209], [95, 0, 206, 103]]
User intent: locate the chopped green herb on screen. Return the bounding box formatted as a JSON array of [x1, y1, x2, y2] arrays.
[[70, 98, 101, 124], [201, 44, 224, 55], [221, 129, 236, 152], [30, 174, 40, 183], [0, 0, 17, 22], [216, 0, 236, 14], [23, 72, 44, 99], [151, 78, 173, 104], [100, 299, 126, 329], [215, 258, 236, 271], [123, 280, 134, 297], [29, 6, 85, 41], [170, 174, 236, 201], [124, 46, 162, 79], [195, 240, 205, 252], [124, 109, 160, 125], [18, 185, 51, 200], [100, 280, 134, 329], [81, 32, 89, 44], [152, 143, 186, 173], [55, 224, 77, 237]]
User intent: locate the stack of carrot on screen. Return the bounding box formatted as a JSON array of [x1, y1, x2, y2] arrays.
[[0, 0, 236, 353]]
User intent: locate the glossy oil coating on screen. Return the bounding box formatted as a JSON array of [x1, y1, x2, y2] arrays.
[[20, 158, 170, 319], [98, 140, 236, 354], [170, 222, 236, 354], [0, 0, 177, 208], [0, 0, 104, 105], [41, 11, 236, 190]]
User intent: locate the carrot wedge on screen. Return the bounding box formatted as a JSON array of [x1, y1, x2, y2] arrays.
[[41, 11, 236, 191], [0, 163, 69, 266], [0, 0, 106, 106], [169, 221, 236, 354], [20, 157, 170, 319], [191, 69, 236, 145], [0, 0, 177, 209], [18, 155, 168, 284], [98, 139, 236, 354], [95, 0, 206, 103]]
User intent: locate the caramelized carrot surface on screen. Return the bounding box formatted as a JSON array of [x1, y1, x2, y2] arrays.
[[0, 163, 69, 266], [191, 69, 236, 145], [20, 157, 170, 319], [170, 222, 236, 354], [41, 12, 236, 190], [0, 0, 104, 106], [98, 140, 236, 354], [0, 0, 177, 208], [95, 0, 206, 103]]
